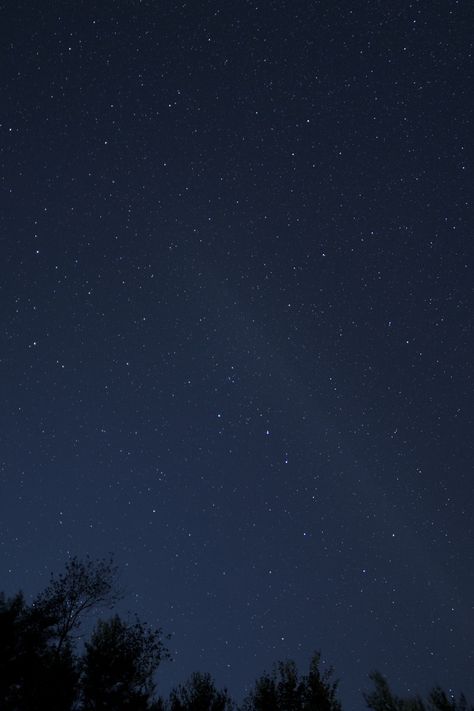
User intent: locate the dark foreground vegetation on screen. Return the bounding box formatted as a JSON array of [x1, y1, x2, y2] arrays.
[[0, 557, 471, 710]]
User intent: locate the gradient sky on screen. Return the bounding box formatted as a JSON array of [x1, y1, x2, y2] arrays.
[[1, 1, 473, 708]]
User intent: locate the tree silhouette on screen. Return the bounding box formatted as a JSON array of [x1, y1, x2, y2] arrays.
[[363, 671, 423, 711], [242, 670, 279, 711], [427, 687, 473, 711], [2, 557, 473, 711], [81, 613, 170, 710], [33, 554, 122, 654], [364, 672, 474, 711], [303, 652, 342, 711], [0, 591, 78, 710], [242, 651, 341, 711], [166, 671, 235, 711]]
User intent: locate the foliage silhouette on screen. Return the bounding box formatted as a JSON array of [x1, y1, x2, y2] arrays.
[[0, 591, 77, 710], [241, 651, 342, 711], [33, 554, 122, 654], [164, 671, 235, 711], [364, 672, 474, 711], [81, 614, 170, 710], [364, 671, 424, 711], [1, 559, 472, 711]]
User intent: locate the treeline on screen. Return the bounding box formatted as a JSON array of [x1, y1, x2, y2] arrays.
[[0, 557, 471, 711]]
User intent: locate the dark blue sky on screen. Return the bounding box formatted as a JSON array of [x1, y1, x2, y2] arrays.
[[1, 1, 472, 707]]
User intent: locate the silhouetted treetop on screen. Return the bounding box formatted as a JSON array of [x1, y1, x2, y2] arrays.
[[33, 554, 122, 653], [0, 590, 78, 710], [364, 672, 474, 711], [1, 557, 472, 711], [167, 671, 235, 711], [242, 651, 342, 711], [81, 613, 170, 710]]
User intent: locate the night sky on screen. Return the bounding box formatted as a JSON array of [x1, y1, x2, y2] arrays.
[[1, 1, 473, 707]]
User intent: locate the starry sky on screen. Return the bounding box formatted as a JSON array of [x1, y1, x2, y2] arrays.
[[1, 0, 473, 707]]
